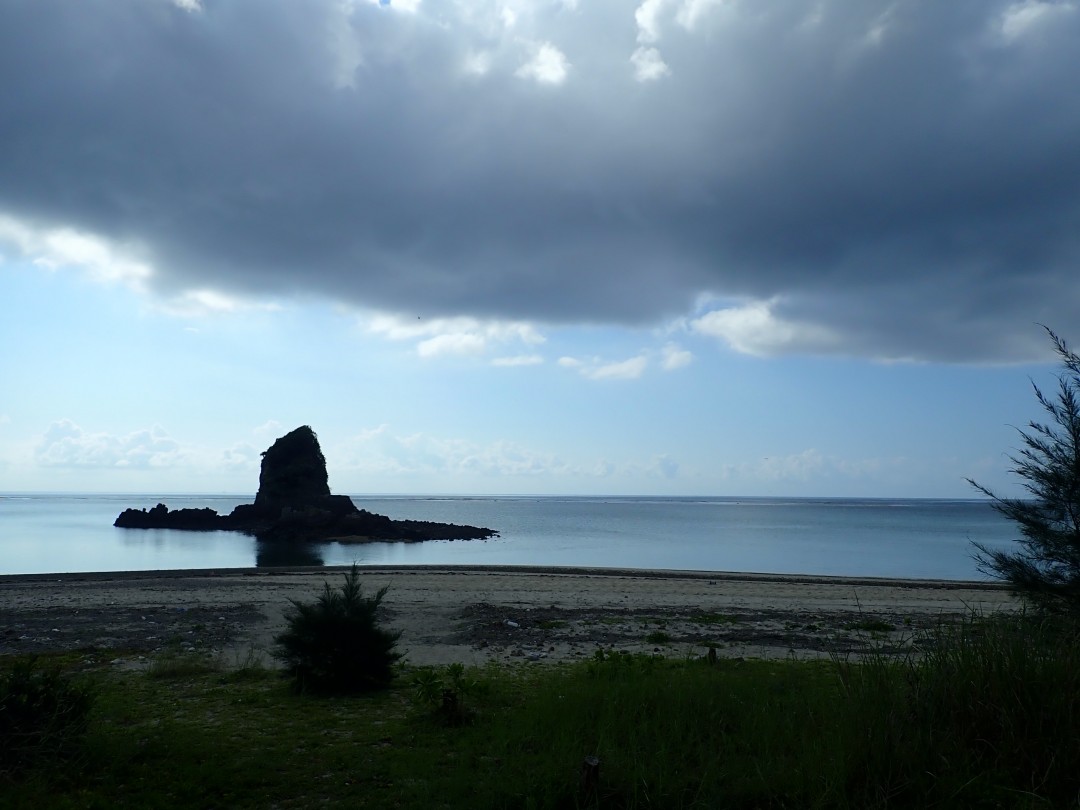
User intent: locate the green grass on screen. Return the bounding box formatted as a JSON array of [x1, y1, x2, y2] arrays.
[[690, 612, 739, 625], [4, 613, 1079, 808]]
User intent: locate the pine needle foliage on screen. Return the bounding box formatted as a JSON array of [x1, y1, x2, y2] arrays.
[[969, 326, 1080, 613], [273, 564, 401, 694]]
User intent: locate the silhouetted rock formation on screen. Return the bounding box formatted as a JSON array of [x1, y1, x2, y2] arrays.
[[114, 504, 227, 531], [255, 426, 332, 513], [115, 426, 497, 545]]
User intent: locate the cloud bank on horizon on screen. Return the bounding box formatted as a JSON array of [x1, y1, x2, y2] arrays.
[[2, 0, 1079, 363]]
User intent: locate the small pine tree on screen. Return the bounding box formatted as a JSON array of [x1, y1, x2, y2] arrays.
[[273, 564, 401, 694], [969, 327, 1080, 613]]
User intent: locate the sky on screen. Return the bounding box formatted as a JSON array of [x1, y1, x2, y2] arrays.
[[1, 0, 1078, 498]]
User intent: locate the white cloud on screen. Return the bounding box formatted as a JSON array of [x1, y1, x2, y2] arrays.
[[855, 4, 898, 51], [754, 449, 826, 481], [463, 50, 493, 76], [340, 427, 576, 478], [593, 459, 616, 477], [6, 2, 1080, 364], [559, 352, 651, 380], [328, 2, 364, 89], [713, 449, 916, 489], [162, 288, 282, 317], [491, 354, 544, 367], [675, 0, 728, 31], [252, 420, 284, 438], [516, 42, 570, 85], [999, 0, 1076, 41], [366, 0, 420, 12], [337, 425, 691, 487], [35, 420, 184, 469], [221, 442, 260, 472], [631, 46, 670, 81], [649, 454, 680, 479], [367, 313, 545, 358], [170, 0, 202, 11], [661, 342, 692, 370], [636, 0, 671, 43], [0, 213, 152, 289], [587, 355, 649, 380], [417, 332, 487, 357], [0, 212, 281, 318], [691, 300, 840, 357]]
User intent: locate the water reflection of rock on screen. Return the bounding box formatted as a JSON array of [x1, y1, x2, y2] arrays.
[[255, 540, 325, 568]]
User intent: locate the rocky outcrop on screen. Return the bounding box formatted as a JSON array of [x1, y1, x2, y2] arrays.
[[115, 426, 497, 544], [253, 426, 332, 513], [114, 504, 228, 531]]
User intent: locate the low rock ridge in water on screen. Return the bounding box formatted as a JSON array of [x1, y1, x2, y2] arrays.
[[114, 426, 497, 544]]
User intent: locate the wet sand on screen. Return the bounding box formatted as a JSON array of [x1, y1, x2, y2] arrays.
[[0, 566, 1015, 666]]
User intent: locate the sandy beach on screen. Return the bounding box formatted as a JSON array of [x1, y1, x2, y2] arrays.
[[0, 566, 1015, 666]]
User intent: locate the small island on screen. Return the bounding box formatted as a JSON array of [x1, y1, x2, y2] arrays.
[[114, 426, 497, 544]]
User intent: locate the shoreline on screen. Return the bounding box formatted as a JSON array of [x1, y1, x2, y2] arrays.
[[0, 563, 1006, 588], [0, 566, 1015, 666]]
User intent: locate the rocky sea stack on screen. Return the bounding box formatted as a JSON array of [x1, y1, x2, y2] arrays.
[[114, 426, 497, 544]]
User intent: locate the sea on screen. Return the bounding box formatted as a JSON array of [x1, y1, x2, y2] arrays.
[[0, 494, 1020, 580]]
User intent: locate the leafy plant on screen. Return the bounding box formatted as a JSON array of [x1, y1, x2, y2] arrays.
[[969, 326, 1080, 612], [412, 663, 482, 725], [0, 657, 94, 773], [273, 564, 401, 694]]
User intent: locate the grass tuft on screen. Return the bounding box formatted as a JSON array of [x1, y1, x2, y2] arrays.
[[0, 657, 95, 776]]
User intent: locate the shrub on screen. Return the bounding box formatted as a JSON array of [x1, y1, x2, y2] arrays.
[[0, 658, 94, 774], [412, 663, 483, 725], [969, 326, 1080, 612], [273, 564, 401, 694]]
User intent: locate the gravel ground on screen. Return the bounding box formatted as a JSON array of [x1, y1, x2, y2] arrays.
[[0, 566, 1015, 666]]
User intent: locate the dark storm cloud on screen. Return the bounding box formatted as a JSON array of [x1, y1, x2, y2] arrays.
[[1, 0, 1078, 361]]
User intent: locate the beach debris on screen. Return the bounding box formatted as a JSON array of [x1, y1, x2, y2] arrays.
[[504, 619, 520, 628]]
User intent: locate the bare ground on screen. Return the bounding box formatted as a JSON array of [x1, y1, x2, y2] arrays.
[[0, 566, 1015, 667]]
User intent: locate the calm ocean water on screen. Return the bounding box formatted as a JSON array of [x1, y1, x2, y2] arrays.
[[0, 494, 1019, 580]]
